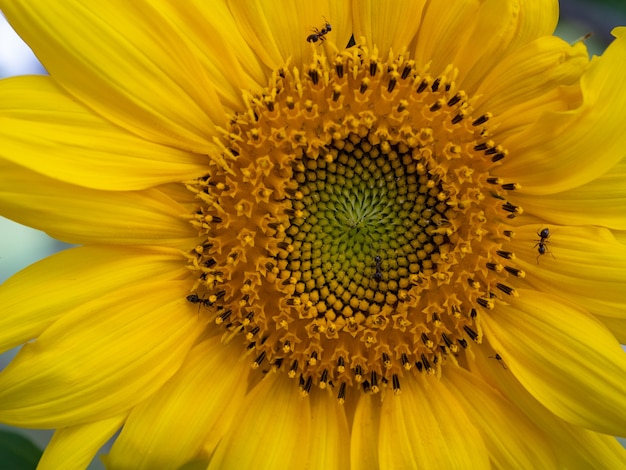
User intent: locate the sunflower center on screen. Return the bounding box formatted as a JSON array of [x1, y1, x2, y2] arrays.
[[186, 45, 524, 401]]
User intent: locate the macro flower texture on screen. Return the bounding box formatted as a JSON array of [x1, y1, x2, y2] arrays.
[[1, 0, 626, 468]]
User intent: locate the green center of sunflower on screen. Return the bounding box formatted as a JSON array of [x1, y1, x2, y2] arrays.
[[186, 45, 525, 401]]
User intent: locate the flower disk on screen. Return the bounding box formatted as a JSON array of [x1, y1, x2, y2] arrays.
[[187, 45, 524, 400]]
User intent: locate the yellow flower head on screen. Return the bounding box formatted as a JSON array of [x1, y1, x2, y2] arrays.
[[1, 1, 626, 469]]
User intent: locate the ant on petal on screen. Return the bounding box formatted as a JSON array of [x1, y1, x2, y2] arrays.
[[534, 227, 555, 263], [488, 353, 508, 370], [306, 17, 332, 43]]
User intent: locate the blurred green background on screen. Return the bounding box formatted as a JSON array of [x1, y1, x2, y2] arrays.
[[1, 1, 626, 468]]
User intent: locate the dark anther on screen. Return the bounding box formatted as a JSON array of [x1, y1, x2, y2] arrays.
[[336, 63, 344, 78], [217, 309, 232, 323], [429, 101, 442, 112], [382, 352, 391, 366], [477, 297, 491, 308], [491, 152, 506, 162], [387, 78, 397, 93], [421, 333, 430, 345], [458, 338, 468, 349], [447, 94, 462, 106], [369, 62, 378, 76], [496, 283, 516, 295], [463, 325, 479, 341], [359, 81, 368, 94], [415, 361, 423, 372], [254, 351, 266, 366], [451, 114, 464, 124], [472, 114, 489, 126], [338, 382, 346, 402], [442, 333, 453, 347], [501, 202, 520, 213], [320, 369, 328, 384], [303, 375, 313, 394], [470, 308, 477, 318], [504, 266, 524, 277], [266, 101, 274, 112], [474, 142, 489, 151], [501, 183, 517, 190], [248, 326, 260, 337], [431, 78, 440, 92], [392, 374, 401, 392], [370, 371, 378, 388], [401, 353, 410, 367], [421, 354, 431, 370], [417, 80, 428, 93], [401, 65, 412, 79], [308, 69, 319, 85], [496, 250, 514, 259]]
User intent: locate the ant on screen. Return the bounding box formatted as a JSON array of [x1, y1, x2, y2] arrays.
[[186, 293, 213, 308], [306, 17, 332, 43], [534, 227, 555, 263], [488, 353, 508, 370], [372, 255, 383, 282]]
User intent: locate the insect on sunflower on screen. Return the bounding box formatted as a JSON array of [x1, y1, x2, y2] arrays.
[[1, 1, 626, 469]]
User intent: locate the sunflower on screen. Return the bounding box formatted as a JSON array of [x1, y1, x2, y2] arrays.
[[1, 1, 626, 469]]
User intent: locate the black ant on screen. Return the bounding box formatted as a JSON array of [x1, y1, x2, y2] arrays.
[[534, 227, 554, 263], [372, 255, 383, 282], [186, 293, 213, 308], [306, 18, 332, 43], [488, 353, 508, 370]]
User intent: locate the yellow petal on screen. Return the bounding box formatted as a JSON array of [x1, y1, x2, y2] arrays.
[[207, 372, 311, 470], [352, 0, 426, 53], [512, 225, 626, 319], [474, 36, 588, 125], [105, 338, 250, 470], [0, 281, 203, 427], [456, 0, 559, 92], [140, 0, 268, 108], [473, 349, 626, 469], [37, 414, 126, 470], [414, 0, 481, 76], [350, 392, 381, 470], [481, 290, 626, 436], [445, 366, 558, 468], [0, 245, 189, 352], [513, 158, 626, 230], [1, 0, 226, 154], [308, 390, 350, 470], [228, 0, 352, 70], [598, 315, 626, 344], [0, 76, 208, 191], [497, 27, 626, 194], [0, 160, 197, 247], [378, 375, 490, 469]]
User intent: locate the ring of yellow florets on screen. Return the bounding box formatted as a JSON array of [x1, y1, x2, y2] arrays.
[[186, 45, 525, 400]]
